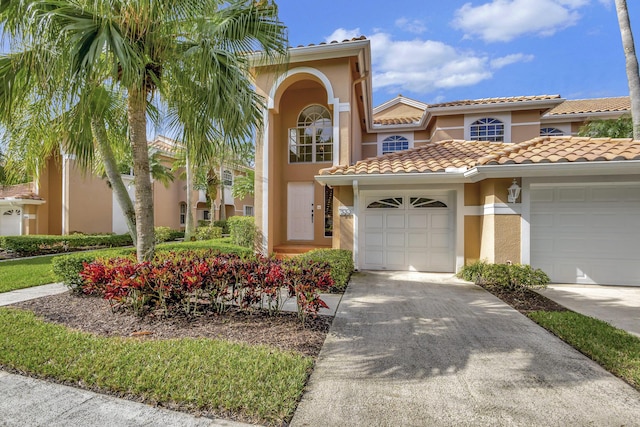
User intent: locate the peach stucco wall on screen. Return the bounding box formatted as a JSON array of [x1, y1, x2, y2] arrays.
[[66, 160, 112, 234]]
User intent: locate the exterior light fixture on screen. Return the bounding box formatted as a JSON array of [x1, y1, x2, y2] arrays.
[[508, 179, 521, 203]]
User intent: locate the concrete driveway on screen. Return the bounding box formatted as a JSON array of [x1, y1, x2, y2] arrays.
[[291, 271, 640, 426]]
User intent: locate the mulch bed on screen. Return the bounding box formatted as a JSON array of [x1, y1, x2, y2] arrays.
[[11, 292, 331, 357], [477, 283, 568, 314]]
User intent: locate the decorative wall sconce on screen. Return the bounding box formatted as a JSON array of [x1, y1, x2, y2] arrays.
[[508, 179, 521, 203]]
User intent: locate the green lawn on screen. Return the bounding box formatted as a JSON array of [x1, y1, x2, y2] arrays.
[[0, 308, 312, 424], [529, 311, 640, 389], [0, 255, 60, 293]]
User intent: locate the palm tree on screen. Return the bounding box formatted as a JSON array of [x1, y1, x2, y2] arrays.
[[615, 0, 640, 139], [0, 0, 287, 260]]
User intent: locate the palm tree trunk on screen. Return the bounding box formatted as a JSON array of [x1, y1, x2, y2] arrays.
[[184, 154, 196, 240], [615, 0, 640, 139], [127, 88, 155, 261], [91, 117, 137, 246], [219, 163, 226, 221]]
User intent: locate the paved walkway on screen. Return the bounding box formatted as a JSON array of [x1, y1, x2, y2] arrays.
[[0, 283, 68, 306], [291, 271, 640, 426], [539, 284, 640, 337]]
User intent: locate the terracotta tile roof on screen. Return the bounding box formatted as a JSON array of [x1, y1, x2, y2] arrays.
[[545, 96, 630, 116], [428, 94, 561, 109], [373, 116, 423, 126], [321, 137, 640, 176], [0, 182, 42, 200], [293, 35, 367, 48]]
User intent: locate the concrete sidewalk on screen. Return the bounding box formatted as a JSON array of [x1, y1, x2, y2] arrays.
[[0, 283, 68, 306], [539, 284, 640, 337], [291, 271, 640, 426], [0, 371, 254, 427]]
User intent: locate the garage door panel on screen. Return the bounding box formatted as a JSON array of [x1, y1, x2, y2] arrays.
[[387, 233, 405, 248], [558, 187, 586, 202], [430, 232, 450, 249], [386, 251, 406, 266], [407, 214, 428, 229], [365, 214, 383, 228], [386, 214, 405, 228], [431, 213, 449, 229], [531, 184, 640, 286], [364, 232, 383, 247], [408, 233, 428, 249]]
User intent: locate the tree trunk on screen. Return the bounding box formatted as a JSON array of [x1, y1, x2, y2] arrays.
[[615, 0, 640, 139], [183, 154, 196, 241], [91, 118, 137, 247], [127, 88, 155, 261]]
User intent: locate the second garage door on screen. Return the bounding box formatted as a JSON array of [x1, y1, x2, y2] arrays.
[[531, 183, 640, 285], [361, 194, 454, 272]]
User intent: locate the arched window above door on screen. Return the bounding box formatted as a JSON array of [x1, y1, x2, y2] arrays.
[[289, 105, 333, 163]]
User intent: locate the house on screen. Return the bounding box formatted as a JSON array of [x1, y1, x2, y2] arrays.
[[250, 36, 639, 286], [0, 136, 254, 237]]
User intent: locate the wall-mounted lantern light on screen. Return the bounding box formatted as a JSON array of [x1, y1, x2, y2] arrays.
[[508, 179, 521, 203]]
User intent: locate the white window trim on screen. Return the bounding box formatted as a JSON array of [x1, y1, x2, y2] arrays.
[[376, 132, 414, 156], [222, 169, 233, 187], [288, 104, 334, 164], [243, 205, 254, 216], [540, 123, 571, 136], [464, 112, 511, 143]]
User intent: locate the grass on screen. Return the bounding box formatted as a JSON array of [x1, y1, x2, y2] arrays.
[[0, 239, 250, 294], [0, 255, 60, 293], [0, 307, 313, 425], [529, 311, 640, 389]]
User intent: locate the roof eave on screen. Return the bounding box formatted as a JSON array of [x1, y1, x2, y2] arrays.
[[315, 172, 469, 187], [428, 98, 565, 115], [249, 39, 370, 67], [466, 160, 640, 181]]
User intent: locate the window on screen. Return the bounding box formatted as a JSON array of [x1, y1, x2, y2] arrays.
[[470, 118, 504, 142], [540, 127, 564, 136], [222, 170, 233, 186], [244, 205, 254, 216], [324, 186, 333, 238], [203, 210, 211, 221], [410, 197, 447, 208], [289, 105, 333, 163], [367, 198, 403, 209], [179, 203, 186, 225], [382, 135, 409, 154]]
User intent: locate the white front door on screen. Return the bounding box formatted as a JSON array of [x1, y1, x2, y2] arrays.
[[288, 182, 314, 241]]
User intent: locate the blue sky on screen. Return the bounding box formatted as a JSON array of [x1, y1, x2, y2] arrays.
[[276, 0, 638, 107]]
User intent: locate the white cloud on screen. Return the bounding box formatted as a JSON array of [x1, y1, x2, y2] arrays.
[[395, 18, 427, 35], [452, 0, 590, 42], [325, 28, 533, 95], [490, 53, 535, 69], [324, 28, 362, 43]]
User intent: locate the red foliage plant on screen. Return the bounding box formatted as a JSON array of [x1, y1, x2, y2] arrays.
[[78, 250, 333, 321]]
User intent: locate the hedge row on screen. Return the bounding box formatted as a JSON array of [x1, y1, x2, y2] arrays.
[[0, 234, 133, 257], [457, 260, 549, 291], [296, 249, 354, 293]]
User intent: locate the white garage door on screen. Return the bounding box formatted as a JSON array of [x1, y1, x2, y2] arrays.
[[361, 195, 454, 272], [531, 184, 640, 285], [0, 207, 22, 236]]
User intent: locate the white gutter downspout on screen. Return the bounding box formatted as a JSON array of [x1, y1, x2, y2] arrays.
[[352, 179, 359, 270]]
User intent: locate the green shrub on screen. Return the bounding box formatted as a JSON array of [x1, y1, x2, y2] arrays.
[[296, 249, 354, 293], [228, 216, 256, 248], [0, 234, 133, 257], [195, 226, 222, 240], [168, 230, 185, 241], [154, 226, 173, 243], [52, 249, 134, 291], [213, 220, 229, 235], [458, 260, 549, 291]]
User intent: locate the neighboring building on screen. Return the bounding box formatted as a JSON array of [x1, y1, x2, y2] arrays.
[[0, 136, 254, 237], [251, 37, 639, 285]]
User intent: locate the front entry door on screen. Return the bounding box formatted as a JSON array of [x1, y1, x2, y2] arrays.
[[288, 182, 314, 240]]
